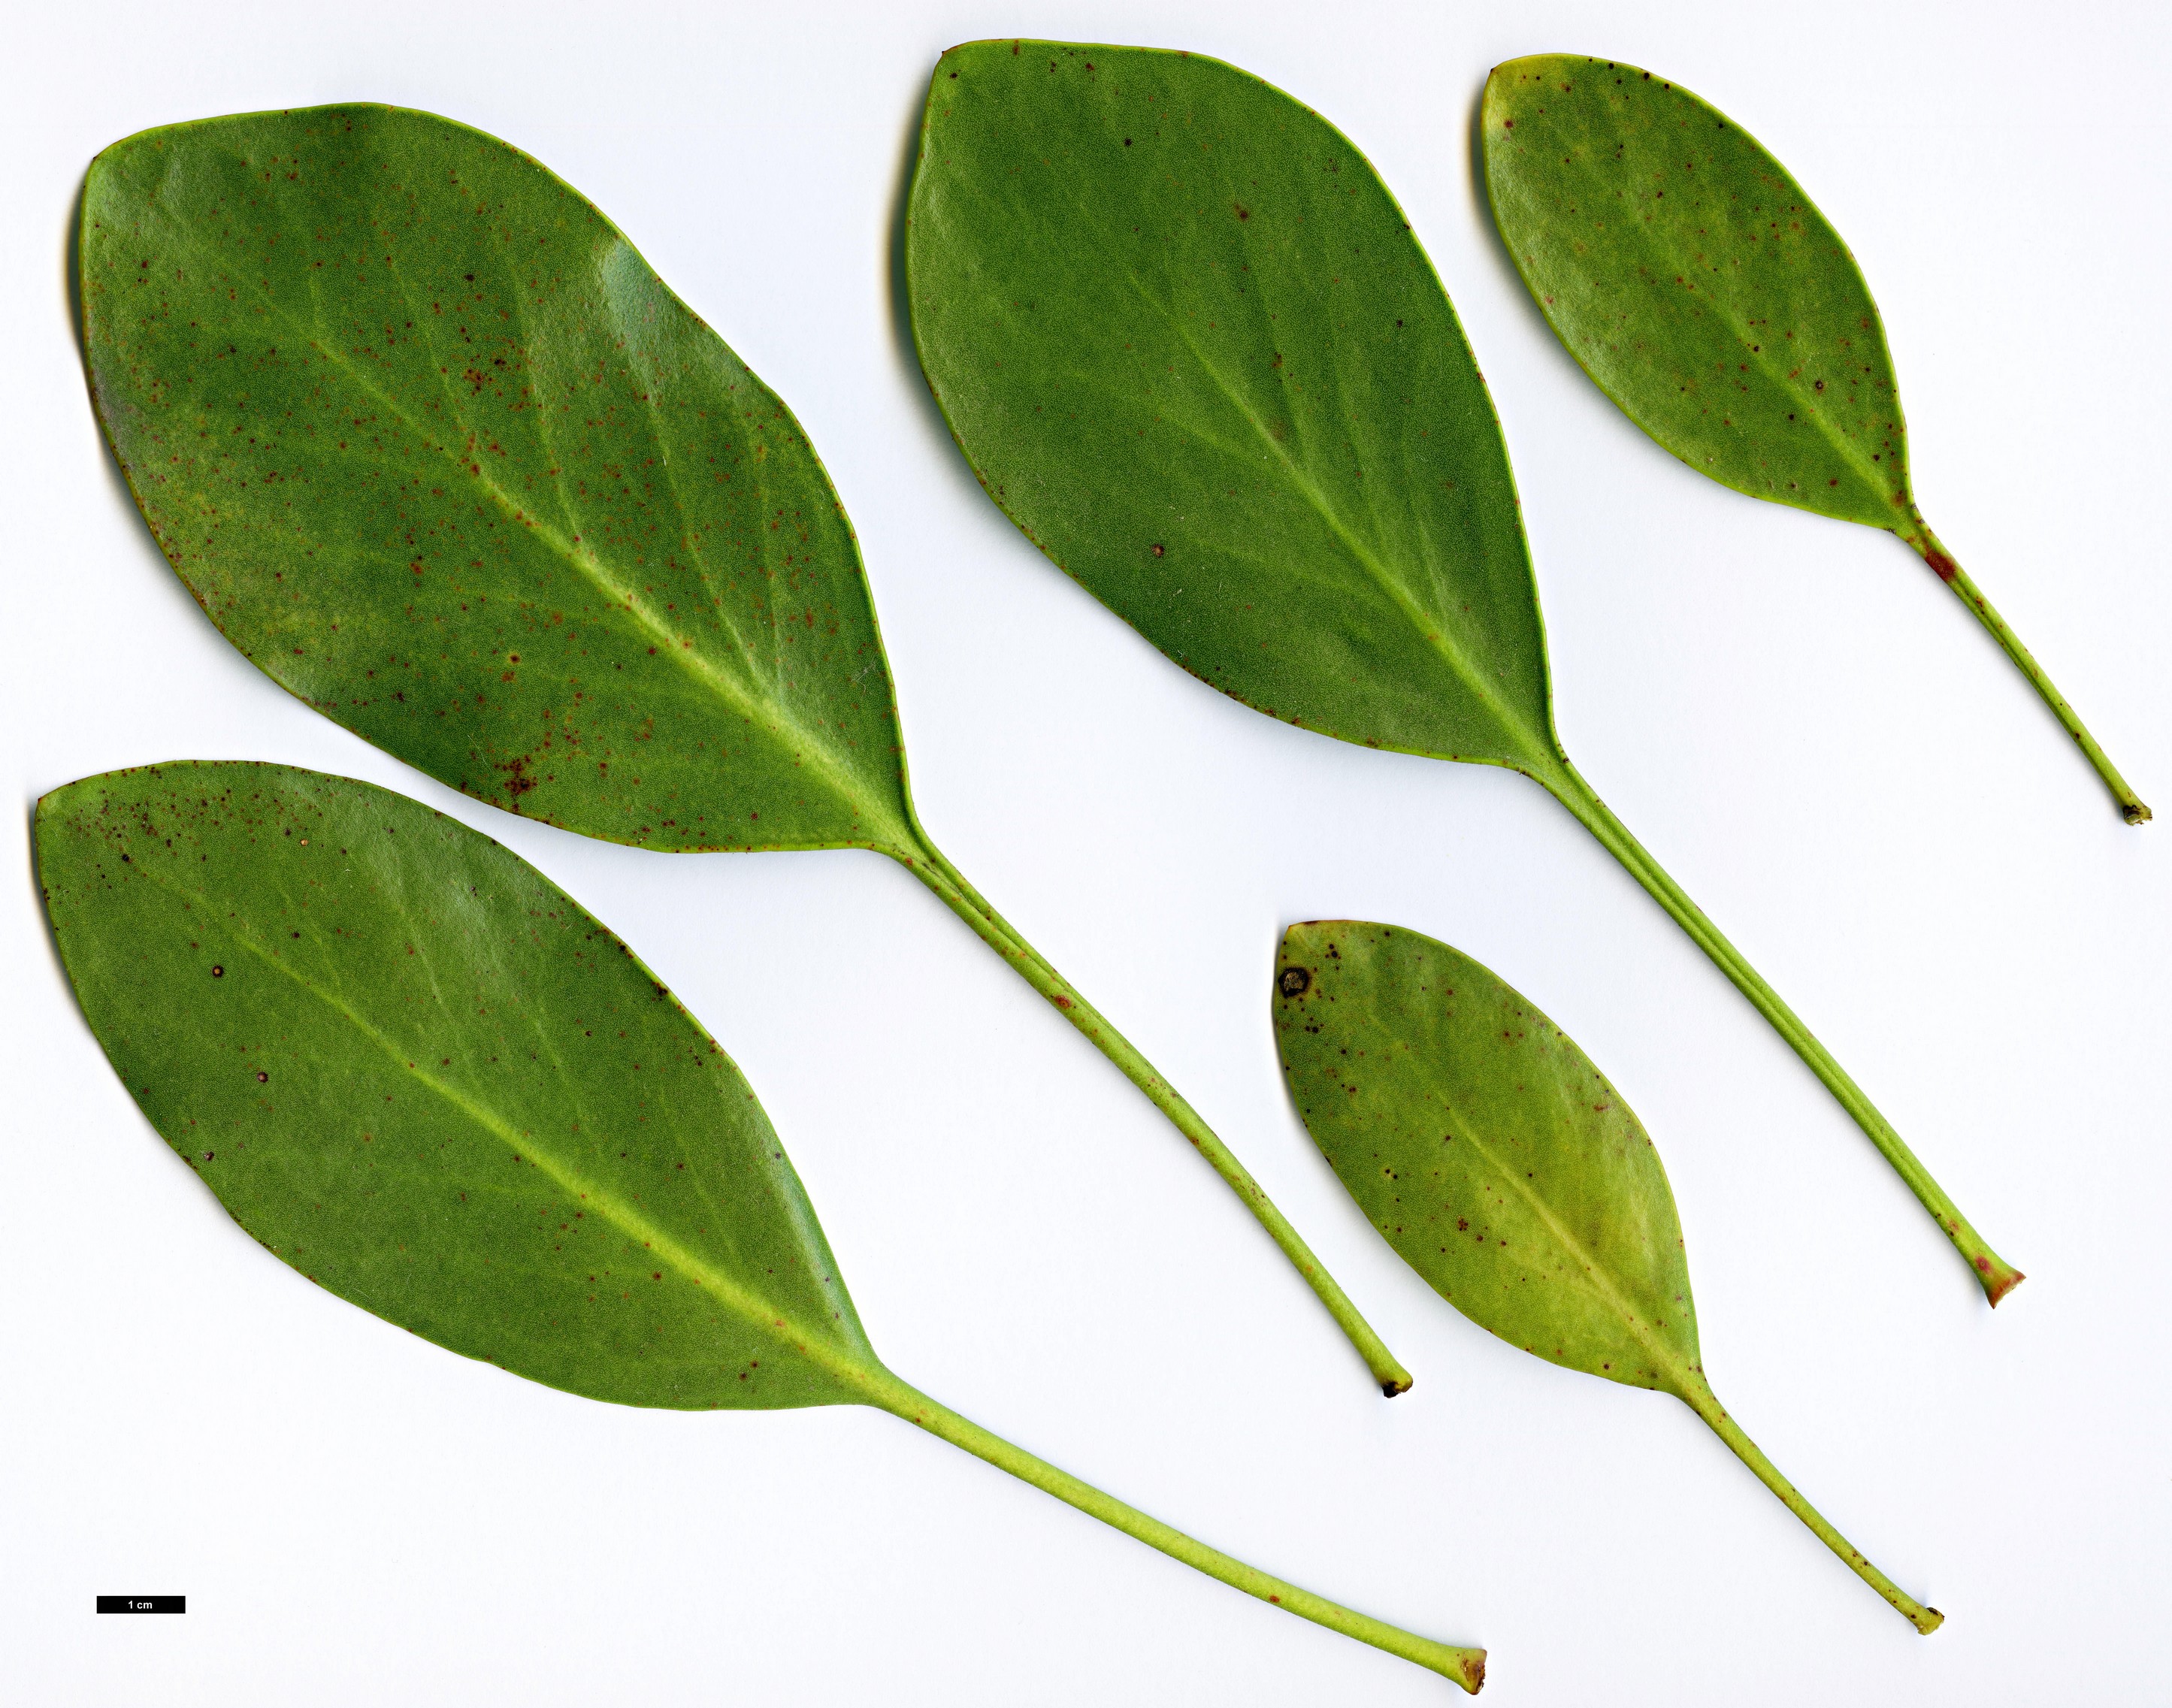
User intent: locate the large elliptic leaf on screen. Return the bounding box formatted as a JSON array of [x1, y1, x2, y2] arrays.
[[1271, 921, 1943, 1634], [80, 107, 912, 854], [1480, 53, 2148, 824], [74, 100, 1414, 1397], [906, 41, 1556, 773], [37, 760, 871, 1409], [36, 760, 1484, 1688], [904, 41, 2023, 1307]]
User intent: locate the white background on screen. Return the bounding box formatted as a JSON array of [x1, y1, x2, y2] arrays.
[[4, 2, 2165, 1702]]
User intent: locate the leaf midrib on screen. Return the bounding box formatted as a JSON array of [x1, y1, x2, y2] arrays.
[[104, 834, 871, 1384], [105, 177, 894, 836], [1146, 292, 1544, 757]]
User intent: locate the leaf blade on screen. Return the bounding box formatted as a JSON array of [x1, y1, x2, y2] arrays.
[[908, 41, 1556, 769], [37, 759, 873, 1409], [1481, 55, 1910, 529], [1272, 921, 1699, 1393], [81, 106, 912, 854]]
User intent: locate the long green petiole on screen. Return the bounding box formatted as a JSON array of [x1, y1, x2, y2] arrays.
[[1903, 521, 2149, 826], [1675, 1378, 1943, 1634], [1535, 755, 2023, 1305], [846, 1362, 1485, 1688], [900, 821, 1414, 1395]]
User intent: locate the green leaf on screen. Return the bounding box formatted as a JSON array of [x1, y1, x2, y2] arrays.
[[1272, 920, 1942, 1633], [38, 759, 870, 1410], [1272, 924, 1693, 1393], [1481, 53, 2147, 824], [76, 103, 1408, 1392], [905, 40, 2021, 1305], [909, 41, 1552, 772], [36, 760, 1484, 1688], [82, 105, 910, 854]]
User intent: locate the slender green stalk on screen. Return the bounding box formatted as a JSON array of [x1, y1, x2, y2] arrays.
[[1674, 1377, 1943, 1634], [846, 1361, 1485, 1690], [1534, 755, 2022, 1305], [1903, 521, 2149, 826], [894, 819, 1414, 1395]]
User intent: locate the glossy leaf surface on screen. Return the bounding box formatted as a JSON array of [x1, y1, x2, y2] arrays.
[[1272, 921, 1942, 1632], [37, 760, 870, 1409], [907, 41, 1556, 773], [906, 42, 2021, 1304], [37, 760, 1482, 1687], [81, 107, 912, 854], [1274, 921, 1695, 1390], [77, 101, 1413, 1394], [1481, 53, 2148, 824]]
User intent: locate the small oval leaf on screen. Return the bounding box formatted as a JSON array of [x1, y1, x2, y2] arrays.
[[1481, 53, 2149, 824], [1272, 919, 1944, 1633], [81, 107, 913, 854], [37, 760, 873, 1409], [1272, 920, 1697, 1391], [1482, 56, 1906, 528]]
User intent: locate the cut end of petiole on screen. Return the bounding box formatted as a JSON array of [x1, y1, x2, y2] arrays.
[[1913, 1606, 1947, 1637], [2122, 798, 2152, 827], [1459, 1649, 1487, 1693], [1974, 1254, 2026, 1308], [1361, 1344, 1414, 1398]]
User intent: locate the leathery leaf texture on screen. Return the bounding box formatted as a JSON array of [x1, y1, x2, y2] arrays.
[[37, 760, 1485, 1689], [37, 760, 869, 1409], [1481, 53, 2147, 824], [907, 40, 1554, 772], [80, 105, 912, 854], [1273, 921, 1944, 1633], [906, 41, 2020, 1306], [77, 101, 1411, 1395]]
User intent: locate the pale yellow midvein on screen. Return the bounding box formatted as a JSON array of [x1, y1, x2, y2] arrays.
[[1437, 1091, 1697, 1388]]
